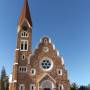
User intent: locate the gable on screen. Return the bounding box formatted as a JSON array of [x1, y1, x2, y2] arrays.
[[37, 73, 56, 83], [28, 36, 64, 68]]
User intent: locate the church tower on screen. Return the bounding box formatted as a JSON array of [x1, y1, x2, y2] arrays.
[[9, 0, 32, 90], [9, 0, 70, 90]]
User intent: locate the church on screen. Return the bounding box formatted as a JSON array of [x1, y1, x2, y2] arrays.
[[9, 0, 70, 90]]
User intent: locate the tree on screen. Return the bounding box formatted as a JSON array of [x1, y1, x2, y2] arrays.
[[1, 66, 6, 80], [78, 85, 88, 90], [0, 66, 8, 90], [71, 83, 78, 90], [87, 84, 90, 90]]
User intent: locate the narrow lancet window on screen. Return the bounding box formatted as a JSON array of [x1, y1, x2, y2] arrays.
[[20, 40, 28, 51]]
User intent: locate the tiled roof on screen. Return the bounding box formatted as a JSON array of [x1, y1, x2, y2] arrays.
[[18, 0, 32, 26]]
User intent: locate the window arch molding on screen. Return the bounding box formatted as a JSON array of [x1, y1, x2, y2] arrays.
[[20, 40, 28, 51], [21, 31, 28, 37], [19, 84, 25, 90], [58, 84, 64, 90]]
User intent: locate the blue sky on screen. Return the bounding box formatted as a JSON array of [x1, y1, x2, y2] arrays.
[[0, 0, 90, 85]]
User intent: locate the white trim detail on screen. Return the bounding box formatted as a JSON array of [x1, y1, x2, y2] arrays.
[[19, 66, 27, 73], [30, 68, 36, 76], [16, 49, 19, 50], [58, 84, 64, 90], [40, 57, 53, 72], [9, 74, 12, 83], [52, 44, 55, 50], [14, 63, 18, 65], [37, 73, 56, 83], [49, 37, 51, 43], [17, 26, 20, 33], [20, 40, 28, 51], [23, 18, 32, 29], [21, 31, 28, 37], [21, 19, 32, 29], [13, 80, 17, 83], [39, 36, 51, 43], [30, 84, 36, 90], [57, 69, 63, 76], [21, 55, 25, 60], [40, 80, 55, 89], [61, 56, 64, 65], [19, 84, 25, 90], [56, 50, 60, 56]]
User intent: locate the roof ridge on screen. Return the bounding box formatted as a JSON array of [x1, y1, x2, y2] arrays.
[[18, 0, 32, 26]]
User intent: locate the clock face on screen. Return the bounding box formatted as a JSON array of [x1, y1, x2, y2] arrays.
[[43, 47, 49, 52], [40, 57, 53, 71]]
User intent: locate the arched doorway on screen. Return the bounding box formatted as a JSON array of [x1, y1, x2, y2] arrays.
[[40, 80, 55, 90]]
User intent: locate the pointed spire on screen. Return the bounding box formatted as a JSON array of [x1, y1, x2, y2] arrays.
[[18, 0, 32, 26]]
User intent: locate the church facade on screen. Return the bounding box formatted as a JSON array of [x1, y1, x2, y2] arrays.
[[9, 0, 70, 90]]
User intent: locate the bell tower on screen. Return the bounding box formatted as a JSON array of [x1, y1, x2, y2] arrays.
[[9, 0, 32, 90], [15, 0, 32, 65], [17, 0, 32, 52], [14, 0, 32, 67]]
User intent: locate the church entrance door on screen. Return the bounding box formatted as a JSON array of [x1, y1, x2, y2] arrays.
[[39, 79, 55, 90], [44, 88, 50, 90]]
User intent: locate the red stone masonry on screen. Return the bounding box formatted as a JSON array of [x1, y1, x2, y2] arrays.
[[9, 0, 70, 90]]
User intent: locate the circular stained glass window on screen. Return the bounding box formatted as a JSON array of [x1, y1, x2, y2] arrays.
[[40, 57, 53, 71]]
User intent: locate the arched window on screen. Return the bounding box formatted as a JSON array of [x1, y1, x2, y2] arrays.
[[30, 84, 35, 90], [19, 66, 27, 73], [58, 84, 64, 90], [19, 84, 25, 90], [40, 80, 55, 90], [57, 69, 62, 75], [30, 68, 36, 76], [20, 40, 28, 51], [21, 55, 25, 60], [21, 31, 28, 37]]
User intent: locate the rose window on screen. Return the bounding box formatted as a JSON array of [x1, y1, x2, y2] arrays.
[[40, 57, 53, 71]]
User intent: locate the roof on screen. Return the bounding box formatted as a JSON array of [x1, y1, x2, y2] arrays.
[[18, 0, 32, 26]]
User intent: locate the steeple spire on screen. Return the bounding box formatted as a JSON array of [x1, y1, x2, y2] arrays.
[[18, 0, 32, 26]]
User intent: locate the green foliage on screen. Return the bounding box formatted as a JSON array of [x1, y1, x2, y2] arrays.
[[70, 83, 90, 90], [78, 86, 87, 90], [87, 84, 90, 90], [71, 83, 78, 90], [0, 66, 8, 90]]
